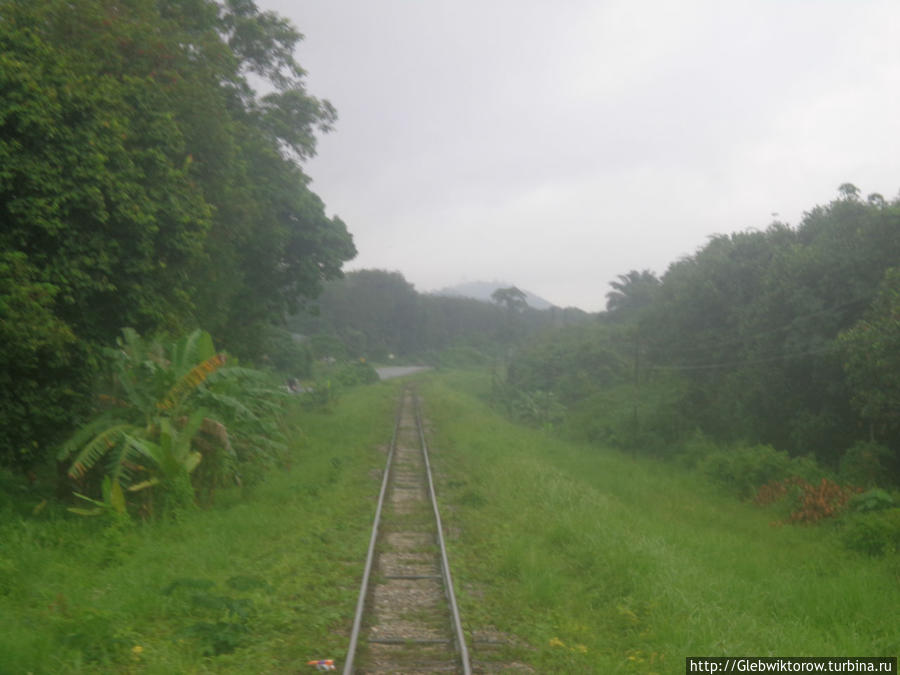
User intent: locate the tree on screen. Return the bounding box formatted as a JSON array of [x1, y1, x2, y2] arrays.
[[0, 0, 355, 468], [491, 286, 529, 313], [840, 268, 900, 434], [605, 270, 660, 316]]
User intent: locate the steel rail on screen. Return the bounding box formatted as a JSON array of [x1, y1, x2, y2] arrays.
[[341, 393, 403, 675], [414, 392, 472, 675]]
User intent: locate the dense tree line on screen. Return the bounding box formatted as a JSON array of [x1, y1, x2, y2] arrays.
[[506, 186, 900, 483], [0, 0, 355, 470], [287, 269, 589, 362]]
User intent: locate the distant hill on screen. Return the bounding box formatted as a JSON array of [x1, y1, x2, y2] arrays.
[[431, 281, 556, 310]]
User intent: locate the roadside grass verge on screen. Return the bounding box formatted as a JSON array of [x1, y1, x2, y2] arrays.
[[0, 381, 401, 673], [421, 372, 900, 673]]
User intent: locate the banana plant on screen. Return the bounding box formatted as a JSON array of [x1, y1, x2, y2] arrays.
[[57, 328, 271, 510]]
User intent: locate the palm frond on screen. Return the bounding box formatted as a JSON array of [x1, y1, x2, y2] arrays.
[[127, 478, 160, 492], [157, 353, 227, 411], [184, 451, 203, 474], [170, 330, 216, 378], [66, 424, 139, 479], [58, 414, 130, 461], [122, 433, 167, 476], [197, 391, 258, 421]]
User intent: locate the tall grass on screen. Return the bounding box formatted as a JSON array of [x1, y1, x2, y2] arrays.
[[421, 372, 900, 673], [0, 381, 400, 673]]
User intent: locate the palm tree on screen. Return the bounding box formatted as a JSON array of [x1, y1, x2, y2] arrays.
[[605, 270, 660, 315]]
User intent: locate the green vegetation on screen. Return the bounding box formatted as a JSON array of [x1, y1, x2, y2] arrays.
[[57, 328, 288, 512], [498, 186, 900, 489], [3, 367, 897, 672], [0, 0, 354, 471], [287, 269, 590, 363], [0, 382, 398, 673], [2, 0, 899, 670], [423, 372, 899, 672]]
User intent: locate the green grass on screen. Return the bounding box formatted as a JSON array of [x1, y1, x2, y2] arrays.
[[2, 370, 897, 673], [420, 371, 900, 673], [0, 381, 401, 673]]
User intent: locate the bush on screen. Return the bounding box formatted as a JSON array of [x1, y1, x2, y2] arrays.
[[849, 488, 895, 513], [260, 327, 311, 377], [700, 444, 796, 498], [301, 380, 339, 412], [842, 508, 900, 556], [675, 431, 721, 469], [332, 361, 379, 386], [427, 345, 492, 368], [755, 477, 862, 524], [839, 441, 896, 488]]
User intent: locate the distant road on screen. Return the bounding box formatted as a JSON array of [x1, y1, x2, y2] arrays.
[[375, 365, 432, 380]]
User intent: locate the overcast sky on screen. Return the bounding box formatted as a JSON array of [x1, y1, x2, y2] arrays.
[[257, 0, 900, 312]]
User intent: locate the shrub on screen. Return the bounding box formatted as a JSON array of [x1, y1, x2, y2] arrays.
[[849, 488, 895, 513], [839, 441, 896, 488], [260, 327, 312, 377], [842, 508, 900, 556], [332, 360, 379, 386], [700, 444, 794, 498], [427, 345, 492, 368], [789, 478, 859, 524], [301, 380, 339, 412], [701, 443, 829, 499], [755, 477, 861, 524], [57, 329, 285, 513], [675, 431, 720, 469]]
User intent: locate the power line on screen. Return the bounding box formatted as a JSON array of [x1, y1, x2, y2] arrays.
[[636, 292, 872, 362], [648, 344, 839, 372]]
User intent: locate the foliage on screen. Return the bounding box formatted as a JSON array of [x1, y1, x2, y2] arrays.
[[57, 329, 282, 511], [700, 444, 823, 499], [841, 509, 900, 556], [0, 252, 93, 468], [332, 360, 380, 387], [491, 285, 528, 312], [422, 345, 493, 369], [0, 0, 354, 470], [287, 269, 590, 361], [421, 373, 900, 669], [848, 488, 895, 514], [492, 381, 566, 429], [754, 476, 861, 524], [839, 268, 900, 434], [69, 475, 129, 520], [498, 185, 900, 484], [605, 269, 660, 316], [301, 379, 339, 413], [259, 326, 312, 377], [299, 359, 378, 412], [839, 441, 897, 488], [0, 383, 396, 672]]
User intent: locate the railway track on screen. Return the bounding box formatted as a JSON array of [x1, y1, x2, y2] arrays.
[[343, 387, 471, 675]]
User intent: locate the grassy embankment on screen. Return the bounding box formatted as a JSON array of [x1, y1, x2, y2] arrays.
[[2, 369, 897, 673], [0, 381, 403, 673], [421, 370, 899, 673]]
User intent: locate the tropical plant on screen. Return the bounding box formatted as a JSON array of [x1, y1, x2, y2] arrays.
[[58, 329, 282, 510]]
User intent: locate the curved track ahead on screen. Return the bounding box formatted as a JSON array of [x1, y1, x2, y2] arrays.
[[343, 387, 471, 675]]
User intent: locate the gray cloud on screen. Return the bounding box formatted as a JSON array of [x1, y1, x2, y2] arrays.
[[260, 0, 900, 310]]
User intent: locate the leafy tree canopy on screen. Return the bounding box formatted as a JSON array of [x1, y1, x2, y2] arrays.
[[0, 0, 355, 468]]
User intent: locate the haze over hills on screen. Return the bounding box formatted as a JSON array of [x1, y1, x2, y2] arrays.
[[431, 281, 557, 310]]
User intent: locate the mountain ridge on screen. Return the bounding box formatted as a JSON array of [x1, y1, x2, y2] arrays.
[[430, 281, 556, 310]]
